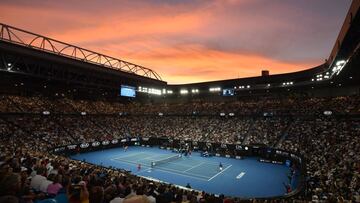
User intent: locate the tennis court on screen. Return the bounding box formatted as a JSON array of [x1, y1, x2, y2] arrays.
[[110, 152, 232, 181], [71, 146, 298, 198]]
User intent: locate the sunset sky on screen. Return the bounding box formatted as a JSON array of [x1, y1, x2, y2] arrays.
[[0, 0, 352, 84]]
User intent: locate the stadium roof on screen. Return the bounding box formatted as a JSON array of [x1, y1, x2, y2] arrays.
[[0, 0, 358, 97], [0, 22, 163, 81]]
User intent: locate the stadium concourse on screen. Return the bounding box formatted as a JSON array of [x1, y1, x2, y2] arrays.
[[0, 95, 359, 202]]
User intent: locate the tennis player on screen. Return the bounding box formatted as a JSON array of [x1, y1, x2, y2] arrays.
[[219, 162, 223, 171]]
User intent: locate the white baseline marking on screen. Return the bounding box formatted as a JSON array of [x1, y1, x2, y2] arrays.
[[207, 165, 232, 181]]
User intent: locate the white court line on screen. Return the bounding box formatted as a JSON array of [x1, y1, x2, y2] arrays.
[[142, 155, 176, 161], [139, 157, 202, 170], [183, 162, 204, 172], [201, 161, 228, 166], [138, 153, 224, 167], [118, 153, 223, 167], [126, 160, 210, 181], [141, 155, 195, 167], [110, 153, 233, 181], [111, 154, 160, 163], [138, 154, 167, 160], [121, 158, 211, 180], [146, 159, 194, 168], [111, 154, 178, 169], [110, 157, 153, 168], [111, 152, 178, 160], [110, 152, 147, 160], [154, 165, 210, 179], [236, 172, 246, 179], [132, 166, 152, 175], [146, 166, 209, 181], [145, 155, 207, 168], [207, 165, 232, 181]]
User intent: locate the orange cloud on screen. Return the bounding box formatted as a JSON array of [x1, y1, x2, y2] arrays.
[[51, 12, 209, 45], [0, 1, 336, 84], [110, 44, 318, 84]]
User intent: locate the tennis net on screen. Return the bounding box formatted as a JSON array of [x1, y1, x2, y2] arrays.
[[151, 154, 181, 168]]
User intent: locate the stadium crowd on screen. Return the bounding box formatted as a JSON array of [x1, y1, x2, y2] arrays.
[[279, 118, 360, 202], [0, 94, 359, 202], [1, 95, 359, 115]]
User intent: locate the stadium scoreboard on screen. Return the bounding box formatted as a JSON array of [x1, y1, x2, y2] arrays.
[[120, 85, 136, 97]]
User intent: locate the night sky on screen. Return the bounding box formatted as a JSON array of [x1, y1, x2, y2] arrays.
[[0, 0, 352, 84]]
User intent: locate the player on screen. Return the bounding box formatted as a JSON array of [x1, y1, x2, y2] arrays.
[[219, 162, 223, 171], [124, 145, 128, 152], [184, 149, 188, 157], [137, 163, 141, 171]]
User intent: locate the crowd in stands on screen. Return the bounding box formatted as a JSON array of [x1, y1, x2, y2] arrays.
[[279, 118, 360, 202], [1, 95, 360, 115], [1, 143, 234, 203], [0, 94, 359, 202]]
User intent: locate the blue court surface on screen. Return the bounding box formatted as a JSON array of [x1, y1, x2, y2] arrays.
[[71, 147, 297, 198]]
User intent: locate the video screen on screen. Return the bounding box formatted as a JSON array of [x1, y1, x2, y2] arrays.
[[120, 85, 136, 97], [222, 88, 234, 96]]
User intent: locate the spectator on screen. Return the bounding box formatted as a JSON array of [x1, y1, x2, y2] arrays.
[[47, 174, 63, 196], [30, 167, 47, 192]]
